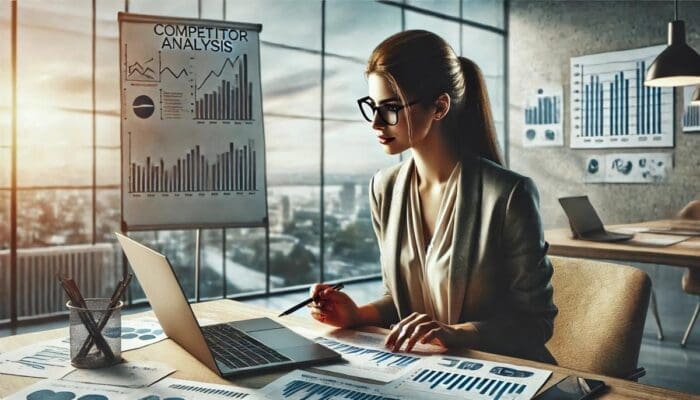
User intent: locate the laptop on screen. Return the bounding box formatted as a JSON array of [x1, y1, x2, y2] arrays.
[[115, 232, 341, 377], [558, 196, 634, 242]]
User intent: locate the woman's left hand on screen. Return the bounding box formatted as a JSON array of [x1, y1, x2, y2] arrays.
[[384, 312, 479, 352]]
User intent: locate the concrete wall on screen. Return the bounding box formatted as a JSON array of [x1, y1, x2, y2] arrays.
[[508, 0, 700, 229]]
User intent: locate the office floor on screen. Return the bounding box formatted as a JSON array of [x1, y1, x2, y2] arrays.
[[2, 262, 699, 395]]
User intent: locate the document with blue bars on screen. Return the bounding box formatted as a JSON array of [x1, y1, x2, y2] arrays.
[[387, 355, 551, 400], [262, 370, 396, 400], [308, 329, 443, 382]]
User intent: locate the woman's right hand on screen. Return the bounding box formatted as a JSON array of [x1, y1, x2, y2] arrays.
[[308, 283, 360, 328]]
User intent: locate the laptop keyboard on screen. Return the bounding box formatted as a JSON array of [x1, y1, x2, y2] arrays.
[[202, 323, 291, 370]]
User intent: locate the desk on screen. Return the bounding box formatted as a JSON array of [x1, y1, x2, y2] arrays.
[[0, 300, 695, 399], [545, 219, 700, 269]]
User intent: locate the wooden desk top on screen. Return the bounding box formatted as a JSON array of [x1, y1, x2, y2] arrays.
[[0, 299, 696, 399], [545, 219, 700, 268]]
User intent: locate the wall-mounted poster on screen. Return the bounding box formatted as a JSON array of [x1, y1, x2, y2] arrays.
[[682, 85, 700, 133], [523, 86, 564, 147], [584, 152, 672, 183], [570, 45, 674, 148]]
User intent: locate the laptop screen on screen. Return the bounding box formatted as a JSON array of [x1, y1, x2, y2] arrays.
[[558, 196, 606, 235]]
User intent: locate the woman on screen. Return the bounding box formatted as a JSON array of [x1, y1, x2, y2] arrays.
[[310, 30, 557, 363]]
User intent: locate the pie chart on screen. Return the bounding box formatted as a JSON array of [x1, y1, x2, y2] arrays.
[[133, 95, 155, 119]]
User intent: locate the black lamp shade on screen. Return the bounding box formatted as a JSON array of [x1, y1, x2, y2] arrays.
[[645, 20, 700, 87]]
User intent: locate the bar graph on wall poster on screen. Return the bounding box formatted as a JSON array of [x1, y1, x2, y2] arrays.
[[194, 55, 253, 121], [682, 85, 700, 132], [570, 45, 673, 148], [523, 86, 563, 147], [128, 133, 258, 194]]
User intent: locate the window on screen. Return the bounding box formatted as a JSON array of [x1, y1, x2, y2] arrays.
[[463, 0, 504, 29], [405, 10, 461, 51], [1, 0, 506, 323], [462, 24, 505, 154], [0, 0, 10, 322]]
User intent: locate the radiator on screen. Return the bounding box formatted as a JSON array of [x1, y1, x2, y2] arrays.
[[0, 243, 120, 318]]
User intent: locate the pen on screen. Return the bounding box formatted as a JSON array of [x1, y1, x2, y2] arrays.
[[278, 283, 344, 317]]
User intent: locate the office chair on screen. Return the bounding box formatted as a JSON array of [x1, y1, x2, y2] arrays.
[[678, 200, 700, 347], [546, 256, 651, 379]]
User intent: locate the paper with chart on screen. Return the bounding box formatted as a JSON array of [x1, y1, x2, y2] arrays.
[[523, 85, 563, 147], [261, 370, 398, 400], [87, 316, 216, 352], [0, 337, 73, 379], [119, 13, 266, 229], [386, 355, 551, 400], [61, 361, 175, 388], [0, 316, 181, 380], [310, 329, 442, 382], [133, 377, 263, 399], [5, 379, 134, 400], [570, 45, 674, 148], [682, 85, 700, 132], [102, 316, 168, 351]]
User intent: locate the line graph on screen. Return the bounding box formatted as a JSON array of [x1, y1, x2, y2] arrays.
[[194, 55, 253, 121], [161, 66, 188, 79], [196, 56, 240, 90], [124, 46, 190, 83]]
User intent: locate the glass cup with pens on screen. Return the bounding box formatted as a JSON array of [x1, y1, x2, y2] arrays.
[[66, 298, 123, 368], [59, 274, 132, 368]]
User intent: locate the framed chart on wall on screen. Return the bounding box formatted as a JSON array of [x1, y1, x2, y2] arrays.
[[523, 85, 564, 147], [682, 85, 700, 133], [118, 13, 267, 230], [570, 45, 674, 149]]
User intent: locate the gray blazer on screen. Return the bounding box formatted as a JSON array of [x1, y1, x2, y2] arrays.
[[368, 155, 558, 363]]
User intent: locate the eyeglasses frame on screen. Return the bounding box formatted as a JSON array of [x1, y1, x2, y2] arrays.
[[356, 96, 421, 126]]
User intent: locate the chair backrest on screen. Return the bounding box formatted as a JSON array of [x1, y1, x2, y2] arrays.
[[546, 256, 651, 378], [677, 199, 700, 220]]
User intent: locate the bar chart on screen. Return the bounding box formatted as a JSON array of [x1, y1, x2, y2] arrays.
[[403, 368, 526, 400], [570, 45, 673, 148], [280, 380, 398, 400], [128, 133, 258, 194], [194, 55, 253, 121], [682, 85, 700, 132], [523, 86, 563, 147], [315, 338, 420, 368], [136, 377, 258, 399], [263, 371, 397, 400], [166, 382, 251, 398], [525, 92, 560, 125], [388, 356, 550, 400]]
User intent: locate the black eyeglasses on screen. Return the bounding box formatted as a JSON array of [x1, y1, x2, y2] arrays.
[[357, 96, 420, 126]]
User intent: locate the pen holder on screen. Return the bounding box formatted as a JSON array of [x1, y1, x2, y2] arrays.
[[67, 298, 122, 368]]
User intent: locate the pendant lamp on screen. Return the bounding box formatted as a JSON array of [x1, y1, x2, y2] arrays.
[[645, 0, 700, 87]]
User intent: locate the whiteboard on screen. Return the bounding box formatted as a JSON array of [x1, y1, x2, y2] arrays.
[[119, 13, 267, 230]]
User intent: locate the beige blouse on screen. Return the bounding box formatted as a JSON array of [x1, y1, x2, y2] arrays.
[[398, 161, 461, 324]]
